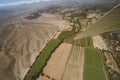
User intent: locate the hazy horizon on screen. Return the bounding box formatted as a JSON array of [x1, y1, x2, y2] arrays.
[[0, 0, 55, 7], [0, 0, 119, 7]]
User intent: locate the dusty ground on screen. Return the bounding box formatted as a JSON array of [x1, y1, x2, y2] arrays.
[[61, 46, 85, 80], [0, 13, 71, 80], [92, 35, 108, 50], [37, 43, 72, 80], [53, 32, 61, 39], [37, 76, 49, 80]]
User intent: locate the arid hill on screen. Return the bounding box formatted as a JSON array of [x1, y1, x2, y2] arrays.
[[0, 11, 70, 80]]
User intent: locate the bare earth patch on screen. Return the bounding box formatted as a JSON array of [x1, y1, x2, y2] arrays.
[[92, 35, 108, 50], [54, 32, 61, 39], [37, 76, 49, 80]]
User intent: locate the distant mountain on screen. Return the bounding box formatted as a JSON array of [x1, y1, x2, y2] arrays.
[[0, 0, 79, 17], [0, 0, 119, 19], [0, 1, 54, 20], [64, 0, 120, 3], [0, 9, 15, 15], [0, 0, 119, 10]]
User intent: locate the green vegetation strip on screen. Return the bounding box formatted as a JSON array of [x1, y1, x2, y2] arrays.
[[24, 39, 61, 80], [84, 47, 106, 80], [86, 37, 93, 47], [24, 27, 75, 80]]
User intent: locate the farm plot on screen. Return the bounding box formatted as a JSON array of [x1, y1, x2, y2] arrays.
[[37, 43, 72, 80], [84, 47, 106, 80], [61, 45, 85, 80], [92, 35, 108, 50]]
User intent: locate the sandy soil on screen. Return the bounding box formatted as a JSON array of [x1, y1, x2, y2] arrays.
[[61, 46, 84, 80], [92, 35, 108, 50], [53, 32, 61, 39], [37, 76, 49, 80], [87, 13, 97, 18], [37, 43, 72, 80]]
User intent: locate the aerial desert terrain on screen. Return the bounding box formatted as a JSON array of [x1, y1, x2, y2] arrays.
[[0, 1, 119, 80], [0, 10, 70, 80]]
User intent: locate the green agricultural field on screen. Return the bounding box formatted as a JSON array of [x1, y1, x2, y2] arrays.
[[84, 47, 106, 80], [74, 37, 93, 47], [74, 38, 87, 46], [24, 39, 61, 80], [86, 37, 93, 47]]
